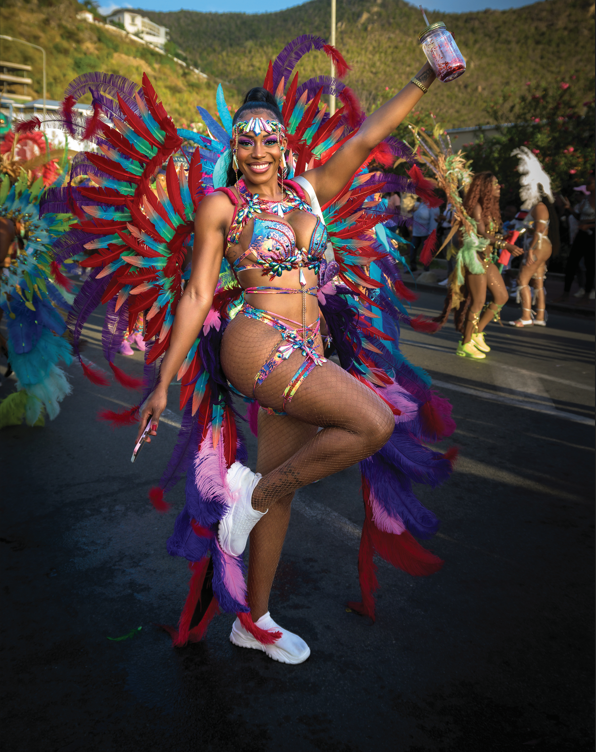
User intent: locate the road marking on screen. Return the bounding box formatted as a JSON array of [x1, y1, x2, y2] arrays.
[[292, 495, 517, 565], [432, 379, 594, 426], [400, 338, 593, 391], [491, 366, 556, 409]]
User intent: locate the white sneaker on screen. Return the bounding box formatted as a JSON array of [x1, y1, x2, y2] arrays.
[[217, 461, 265, 557], [230, 612, 311, 664], [589, 290, 595, 300], [438, 278, 449, 286], [573, 287, 585, 298]]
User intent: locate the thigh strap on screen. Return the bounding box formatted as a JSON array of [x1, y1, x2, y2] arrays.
[[243, 304, 326, 411]]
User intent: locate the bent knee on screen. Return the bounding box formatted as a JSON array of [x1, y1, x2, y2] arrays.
[[361, 403, 394, 453]]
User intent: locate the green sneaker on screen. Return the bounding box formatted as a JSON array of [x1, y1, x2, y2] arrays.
[[472, 332, 490, 353], [456, 340, 486, 360]]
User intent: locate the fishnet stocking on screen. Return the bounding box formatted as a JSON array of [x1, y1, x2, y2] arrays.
[[221, 310, 395, 622]]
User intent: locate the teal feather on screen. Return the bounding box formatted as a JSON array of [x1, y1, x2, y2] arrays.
[[213, 149, 231, 189], [216, 85, 233, 136]]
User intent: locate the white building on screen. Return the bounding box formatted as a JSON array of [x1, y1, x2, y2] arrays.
[[107, 11, 169, 50]]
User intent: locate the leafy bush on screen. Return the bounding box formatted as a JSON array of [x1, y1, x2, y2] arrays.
[[465, 80, 595, 206]]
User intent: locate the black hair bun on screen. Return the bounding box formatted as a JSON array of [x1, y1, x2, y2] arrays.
[[233, 87, 284, 127], [242, 86, 278, 107]]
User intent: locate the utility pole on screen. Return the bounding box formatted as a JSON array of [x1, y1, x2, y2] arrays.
[[0, 35, 46, 120], [329, 0, 336, 116]]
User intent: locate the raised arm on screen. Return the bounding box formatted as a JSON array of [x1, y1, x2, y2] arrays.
[[136, 192, 232, 441], [302, 62, 436, 206]]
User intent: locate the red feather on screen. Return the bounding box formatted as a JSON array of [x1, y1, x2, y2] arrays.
[[109, 362, 143, 390], [16, 117, 41, 134], [371, 141, 394, 168], [338, 87, 363, 129], [347, 516, 378, 620], [443, 446, 459, 464], [392, 279, 417, 303], [83, 101, 103, 141], [407, 164, 442, 208], [81, 360, 110, 386], [409, 315, 439, 334], [263, 60, 274, 93], [237, 613, 282, 645], [148, 486, 171, 513], [419, 393, 456, 442], [171, 558, 210, 646], [323, 43, 351, 78], [50, 260, 74, 292], [98, 405, 139, 427], [419, 229, 437, 267], [190, 520, 215, 539]]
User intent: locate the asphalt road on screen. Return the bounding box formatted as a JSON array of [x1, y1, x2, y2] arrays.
[[1, 291, 594, 752]]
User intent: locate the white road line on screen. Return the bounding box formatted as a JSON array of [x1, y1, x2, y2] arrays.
[[491, 366, 556, 409], [292, 495, 517, 565], [432, 379, 594, 426], [400, 338, 593, 391]]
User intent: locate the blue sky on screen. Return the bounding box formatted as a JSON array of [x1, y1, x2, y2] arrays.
[[98, 1, 539, 16]]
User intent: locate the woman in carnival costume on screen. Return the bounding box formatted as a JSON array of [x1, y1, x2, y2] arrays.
[[47, 37, 458, 663], [0, 138, 75, 428], [406, 125, 519, 359], [507, 147, 560, 327], [456, 172, 521, 358]]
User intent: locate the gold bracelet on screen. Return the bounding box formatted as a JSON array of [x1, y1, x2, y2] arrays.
[[410, 77, 428, 94]]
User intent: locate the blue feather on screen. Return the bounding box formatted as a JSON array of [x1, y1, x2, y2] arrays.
[[216, 85, 233, 136]]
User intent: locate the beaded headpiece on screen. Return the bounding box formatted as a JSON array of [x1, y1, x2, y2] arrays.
[[232, 116, 286, 139]]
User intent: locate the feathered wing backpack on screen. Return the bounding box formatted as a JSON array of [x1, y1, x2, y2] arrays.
[[44, 36, 456, 645], [0, 170, 76, 428]]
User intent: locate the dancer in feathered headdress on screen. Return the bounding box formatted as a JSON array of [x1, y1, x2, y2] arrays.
[[409, 122, 521, 357], [0, 168, 76, 428], [44, 36, 460, 662], [506, 146, 559, 326]]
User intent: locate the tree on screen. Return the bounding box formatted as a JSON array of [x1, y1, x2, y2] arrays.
[[464, 79, 595, 207]]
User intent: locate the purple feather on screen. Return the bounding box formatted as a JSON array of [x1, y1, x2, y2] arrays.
[[64, 72, 142, 114], [360, 452, 440, 539], [320, 292, 361, 371], [272, 35, 329, 90], [185, 426, 228, 528], [295, 75, 347, 102], [210, 541, 249, 614], [166, 508, 211, 562], [102, 298, 129, 362], [66, 268, 111, 357], [51, 228, 96, 266], [156, 400, 201, 494]]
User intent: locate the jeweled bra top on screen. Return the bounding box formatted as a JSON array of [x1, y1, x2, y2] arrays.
[[218, 180, 328, 288]]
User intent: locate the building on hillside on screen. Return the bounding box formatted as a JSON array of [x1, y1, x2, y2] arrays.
[[445, 124, 510, 151], [107, 11, 169, 50], [76, 11, 95, 23], [0, 61, 33, 104]]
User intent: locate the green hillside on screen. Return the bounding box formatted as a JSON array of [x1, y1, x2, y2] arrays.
[[0, 0, 239, 126], [139, 0, 595, 128]]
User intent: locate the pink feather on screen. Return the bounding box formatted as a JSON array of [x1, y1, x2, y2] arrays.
[[193, 426, 228, 507], [217, 543, 248, 606], [202, 307, 221, 335], [369, 489, 406, 535]]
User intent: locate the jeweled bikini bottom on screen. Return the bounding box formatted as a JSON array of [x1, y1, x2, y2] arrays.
[[241, 302, 326, 415]]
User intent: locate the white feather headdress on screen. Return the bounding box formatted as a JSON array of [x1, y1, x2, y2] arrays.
[[511, 146, 554, 210]]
